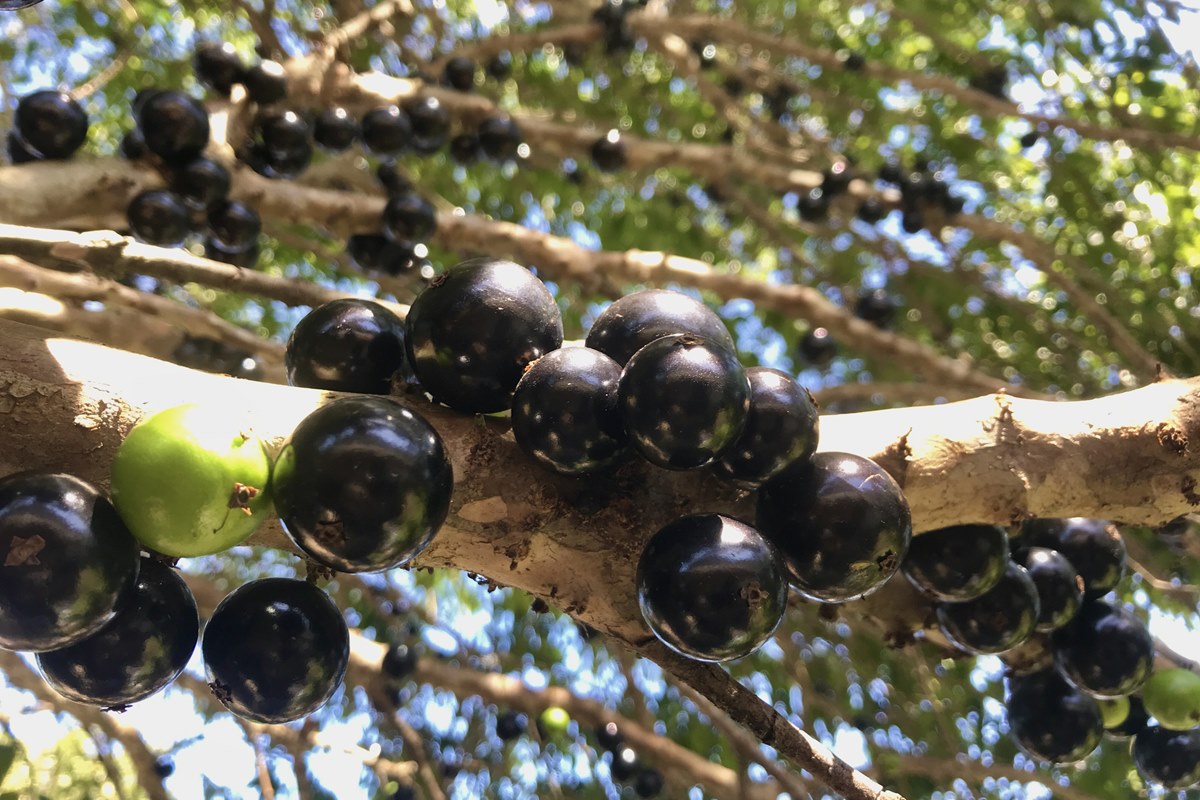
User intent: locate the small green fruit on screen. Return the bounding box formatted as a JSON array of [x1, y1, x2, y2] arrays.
[[1098, 696, 1130, 729], [538, 706, 571, 739], [1143, 669, 1200, 731], [111, 404, 272, 557]]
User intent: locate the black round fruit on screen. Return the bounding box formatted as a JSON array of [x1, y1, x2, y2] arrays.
[[596, 721, 622, 752], [1021, 518, 1125, 597], [842, 51, 866, 71], [255, 108, 309, 156], [637, 514, 787, 662], [901, 209, 924, 234], [585, 289, 735, 367], [36, 557, 198, 707], [153, 757, 174, 778], [1006, 670, 1103, 764], [404, 96, 450, 153], [486, 52, 513, 80], [376, 162, 413, 196], [1020, 130, 1040, 148], [591, 129, 627, 172], [383, 192, 437, 241], [381, 642, 419, 679], [713, 367, 819, 487], [405, 257, 563, 413], [313, 107, 358, 151], [901, 524, 1010, 602], [119, 129, 147, 160], [170, 156, 230, 210], [207, 200, 261, 252], [347, 234, 420, 276], [634, 768, 663, 798], [619, 334, 749, 470], [511, 347, 629, 476], [821, 162, 852, 196], [443, 56, 477, 91], [1052, 600, 1152, 698], [202, 578, 348, 723], [610, 747, 640, 782], [1020, 547, 1084, 632], [477, 116, 522, 161], [854, 288, 896, 328], [194, 43, 245, 96], [285, 298, 407, 394], [449, 132, 482, 164], [243, 60, 288, 105], [137, 90, 210, 163], [496, 710, 526, 741], [0, 472, 140, 652], [1132, 726, 1200, 789], [361, 105, 413, 156], [8, 130, 39, 164], [798, 327, 837, 367], [797, 189, 829, 222], [935, 562, 1039, 654], [205, 236, 259, 268], [273, 396, 454, 573], [14, 90, 88, 159], [127, 190, 191, 248], [856, 198, 885, 224], [757, 452, 911, 602], [877, 161, 903, 184]]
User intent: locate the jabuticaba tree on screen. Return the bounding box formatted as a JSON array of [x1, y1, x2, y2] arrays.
[[0, 1, 1198, 799]]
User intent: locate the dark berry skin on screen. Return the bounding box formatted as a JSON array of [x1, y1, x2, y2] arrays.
[[877, 162, 903, 184], [14, 90, 88, 159], [486, 52, 513, 80], [854, 288, 896, 328], [119, 129, 147, 160], [449, 133, 481, 164], [511, 347, 629, 476], [798, 327, 837, 367], [0, 472, 140, 652], [243, 60, 288, 105], [1020, 547, 1083, 632], [273, 396, 453, 572], [477, 116, 522, 161], [637, 514, 787, 662], [37, 557, 198, 707], [1132, 726, 1200, 789], [202, 578, 348, 724], [591, 130, 626, 172], [856, 198, 885, 224], [443, 56, 477, 91], [383, 192, 437, 241], [611, 747, 639, 781], [207, 200, 261, 252], [634, 768, 664, 798], [901, 209, 924, 234], [347, 234, 418, 276], [285, 299, 407, 394], [758, 452, 911, 602], [153, 757, 174, 778], [361, 105, 413, 156], [405, 257, 564, 413], [313, 107, 358, 152], [127, 190, 191, 248], [404, 96, 450, 153], [205, 236, 259, 268], [137, 91, 210, 163], [1006, 670, 1103, 764], [255, 108, 309, 155], [1052, 600, 1152, 698], [1021, 518, 1125, 597], [619, 334, 749, 470], [901, 524, 1010, 602], [170, 156, 230, 210], [1107, 694, 1150, 739], [797, 189, 829, 222], [713, 367, 819, 487], [194, 43, 245, 96], [586, 289, 735, 366], [596, 721, 622, 751], [8, 130, 39, 164], [1020, 130, 1040, 149], [496, 711, 526, 741], [381, 642, 419, 679], [936, 562, 1039, 654]]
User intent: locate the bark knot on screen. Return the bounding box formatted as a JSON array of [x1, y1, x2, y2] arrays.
[[1156, 423, 1188, 455]]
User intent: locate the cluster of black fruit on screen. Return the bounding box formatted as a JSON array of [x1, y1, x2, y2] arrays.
[[172, 333, 265, 380], [794, 286, 898, 370], [877, 156, 965, 233], [900, 517, 1199, 788], [0, 472, 351, 725]]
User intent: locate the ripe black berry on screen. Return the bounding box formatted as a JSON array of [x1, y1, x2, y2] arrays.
[[205, 236, 259, 268], [313, 107, 358, 152], [902, 524, 1010, 602], [286, 299, 407, 394], [821, 162, 852, 196], [496, 710, 526, 741], [137, 90, 210, 163], [713, 367, 819, 487], [207, 200, 261, 252], [758, 452, 911, 602], [619, 334, 749, 470], [0, 472, 140, 652], [273, 396, 453, 573], [255, 108, 309, 155], [347, 234, 420, 276], [449, 133, 482, 164], [877, 161, 903, 185], [127, 190, 191, 248], [361, 105, 413, 156], [856, 198, 885, 224], [202, 578, 349, 723], [376, 162, 413, 196], [1132, 726, 1200, 789], [591, 129, 627, 172], [194, 43, 245, 96], [443, 56, 477, 91], [797, 189, 829, 222], [936, 562, 1039, 654], [170, 156, 230, 210], [798, 327, 837, 367], [842, 51, 866, 71], [854, 288, 896, 328], [901, 209, 924, 234], [637, 514, 787, 661], [585, 289, 735, 366], [404, 96, 450, 153], [1006, 670, 1103, 764], [634, 768, 664, 798], [243, 60, 288, 105], [1019, 547, 1083, 631], [383, 192, 437, 241], [593, 0, 633, 52], [1052, 600, 1152, 698], [118, 129, 147, 160], [610, 747, 639, 781], [405, 257, 563, 413], [153, 757, 175, 778], [1021, 518, 1125, 597], [486, 52, 513, 80], [14, 90, 89, 159], [8, 130, 39, 164], [382, 642, 419, 679], [37, 557, 198, 707], [477, 116, 522, 161], [511, 347, 629, 476], [596, 721, 622, 751]]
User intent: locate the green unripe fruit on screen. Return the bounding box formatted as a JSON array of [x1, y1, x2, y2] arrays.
[[538, 706, 571, 739], [1099, 696, 1130, 729], [111, 404, 272, 557], [1143, 669, 1200, 731]]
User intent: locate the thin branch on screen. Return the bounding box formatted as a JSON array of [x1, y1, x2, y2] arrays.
[[84, 727, 133, 800]]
